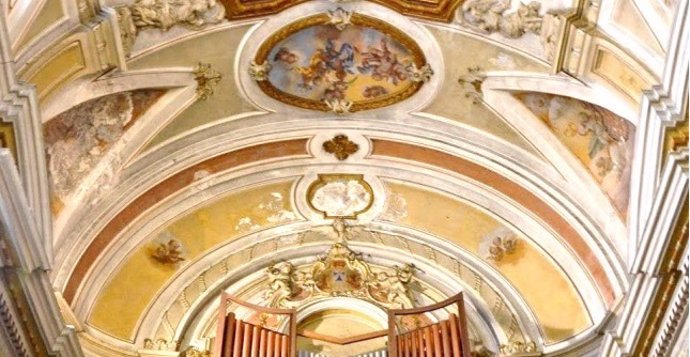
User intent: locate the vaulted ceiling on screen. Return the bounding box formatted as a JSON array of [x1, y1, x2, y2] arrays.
[[1, 0, 686, 356]]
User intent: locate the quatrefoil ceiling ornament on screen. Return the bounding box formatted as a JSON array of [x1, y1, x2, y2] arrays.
[[249, 8, 433, 113]]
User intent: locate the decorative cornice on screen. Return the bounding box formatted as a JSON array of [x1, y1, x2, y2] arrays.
[[0, 285, 29, 357], [628, 0, 688, 257], [601, 149, 689, 356], [0, 152, 84, 356], [650, 250, 689, 356], [0, 10, 53, 263]]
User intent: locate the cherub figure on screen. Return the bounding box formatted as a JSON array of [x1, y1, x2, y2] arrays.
[[151, 239, 185, 265]]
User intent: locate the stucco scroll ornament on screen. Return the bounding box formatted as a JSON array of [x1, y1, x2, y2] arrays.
[[458, 66, 486, 104], [322, 134, 359, 160], [481, 232, 518, 262], [499, 341, 538, 354], [264, 221, 416, 309], [325, 98, 353, 114], [458, 0, 543, 38], [194, 62, 222, 100]]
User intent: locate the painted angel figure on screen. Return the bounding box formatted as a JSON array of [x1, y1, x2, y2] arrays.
[[357, 40, 407, 85]]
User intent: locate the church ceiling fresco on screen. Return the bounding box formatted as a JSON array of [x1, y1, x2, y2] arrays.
[[43, 90, 165, 213], [250, 10, 432, 113], [9, 0, 671, 354], [514, 92, 635, 216]]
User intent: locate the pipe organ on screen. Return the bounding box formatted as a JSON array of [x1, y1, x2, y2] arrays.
[[214, 293, 471, 357], [388, 294, 472, 357], [353, 348, 388, 357], [214, 293, 297, 357]]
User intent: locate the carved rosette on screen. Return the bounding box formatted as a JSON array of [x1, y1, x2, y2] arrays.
[[322, 134, 359, 160]]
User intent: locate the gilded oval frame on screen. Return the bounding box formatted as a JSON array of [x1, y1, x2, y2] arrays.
[[253, 13, 429, 112]]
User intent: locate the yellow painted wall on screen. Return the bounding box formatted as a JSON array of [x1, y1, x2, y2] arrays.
[[89, 181, 297, 340], [384, 181, 592, 343]]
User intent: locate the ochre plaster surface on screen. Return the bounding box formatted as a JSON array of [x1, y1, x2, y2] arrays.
[[127, 25, 258, 149], [422, 26, 547, 154], [371, 139, 615, 306], [89, 181, 298, 340], [384, 181, 591, 342]]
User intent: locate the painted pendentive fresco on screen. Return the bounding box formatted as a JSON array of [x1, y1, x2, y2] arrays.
[[252, 9, 432, 112], [44, 90, 165, 212], [515, 93, 635, 216]]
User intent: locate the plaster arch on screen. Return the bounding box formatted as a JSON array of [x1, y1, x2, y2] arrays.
[[72, 159, 607, 329]]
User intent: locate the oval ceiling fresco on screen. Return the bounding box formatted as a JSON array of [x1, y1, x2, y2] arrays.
[[250, 8, 433, 113]]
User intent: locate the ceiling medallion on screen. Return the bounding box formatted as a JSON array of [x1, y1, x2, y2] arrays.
[[249, 8, 433, 113], [307, 174, 373, 219], [264, 220, 416, 309], [322, 134, 359, 160]]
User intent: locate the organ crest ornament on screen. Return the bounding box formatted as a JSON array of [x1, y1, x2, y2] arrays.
[[264, 220, 415, 309]]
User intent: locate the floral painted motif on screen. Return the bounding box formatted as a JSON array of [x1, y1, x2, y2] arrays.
[[253, 12, 430, 112], [516, 93, 635, 216]]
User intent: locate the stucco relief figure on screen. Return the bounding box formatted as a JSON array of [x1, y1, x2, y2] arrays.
[[459, 0, 543, 38], [129, 0, 226, 31], [116, 0, 225, 56], [264, 262, 298, 307], [370, 264, 415, 308]]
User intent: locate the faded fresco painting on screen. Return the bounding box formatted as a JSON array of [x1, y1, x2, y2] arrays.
[[252, 11, 431, 112], [515, 93, 635, 216]]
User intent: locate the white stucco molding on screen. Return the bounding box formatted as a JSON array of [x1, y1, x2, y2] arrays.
[[0, 150, 83, 357], [70, 158, 606, 329], [41, 69, 196, 122], [627, 0, 688, 260], [67, 158, 612, 357], [600, 149, 688, 356], [0, 7, 53, 263], [52, 108, 627, 292], [482, 72, 638, 123], [482, 80, 628, 257]]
